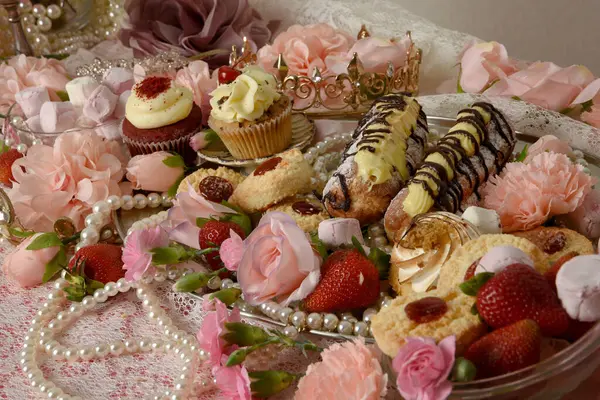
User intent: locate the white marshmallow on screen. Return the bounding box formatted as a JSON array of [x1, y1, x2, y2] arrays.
[[39, 101, 76, 133], [65, 76, 100, 107], [113, 90, 131, 119], [25, 115, 42, 132], [15, 87, 50, 118], [461, 206, 502, 234], [475, 245, 534, 275], [83, 85, 118, 123], [556, 255, 600, 322], [102, 67, 134, 95], [318, 218, 364, 248]]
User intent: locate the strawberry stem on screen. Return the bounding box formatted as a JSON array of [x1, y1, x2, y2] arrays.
[[61, 232, 81, 245]]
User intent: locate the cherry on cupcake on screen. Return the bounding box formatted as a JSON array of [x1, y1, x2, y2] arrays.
[[218, 66, 241, 85]]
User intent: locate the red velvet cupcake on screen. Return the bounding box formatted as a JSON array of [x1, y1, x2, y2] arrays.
[[123, 76, 201, 163]]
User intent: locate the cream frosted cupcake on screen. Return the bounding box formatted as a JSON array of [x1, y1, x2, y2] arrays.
[[122, 76, 202, 163], [208, 66, 292, 160]]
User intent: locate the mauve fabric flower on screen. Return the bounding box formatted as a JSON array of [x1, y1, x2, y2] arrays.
[[295, 338, 388, 400], [392, 336, 455, 400], [122, 226, 170, 281], [119, 0, 278, 68], [197, 300, 241, 366], [483, 153, 596, 232]]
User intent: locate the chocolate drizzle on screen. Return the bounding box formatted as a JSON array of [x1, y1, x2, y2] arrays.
[[323, 172, 351, 211]]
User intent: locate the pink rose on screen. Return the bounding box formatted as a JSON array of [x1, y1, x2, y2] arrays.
[[327, 36, 411, 74], [295, 338, 387, 400], [257, 23, 354, 77], [162, 182, 237, 249], [175, 60, 217, 125], [237, 212, 321, 306], [458, 40, 519, 93], [126, 151, 185, 192], [0, 55, 69, 114], [196, 299, 241, 366], [212, 360, 252, 400], [392, 336, 456, 400], [582, 104, 600, 128], [189, 131, 210, 151], [524, 135, 572, 163], [2, 233, 61, 288], [483, 153, 596, 232], [219, 230, 244, 271], [122, 226, 170, 282], [484, 62, 595, 111]]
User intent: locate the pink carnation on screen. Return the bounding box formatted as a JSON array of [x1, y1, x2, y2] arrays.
[[196, 300, 241, 366], [483, 152, 596, 232], [122, 226, 170, 282], [0, 55, 69, 114], [213, 360, 252, 400], [8, 130, 130, 232], [295, 338, 387, 400], [219, 229, 244, 271]]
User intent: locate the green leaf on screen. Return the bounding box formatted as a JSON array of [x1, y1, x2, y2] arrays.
[[511, 96, 522, 101], [196, 217, 212, 228], [42, 248, 66, 283], [249, 370, 298, 398], [210, 287, 242, 306], [459, 272, 495, 296], [8, 227, 35, 238], [187, 48, 230, 61], [56, 90, 69, 102], [151, 245, 188, 265], [351, 236, 367, 257], [451, 357, 477, 382], [456, 66, 464, 93], [470, 302, 479, 315], [167, 173, 185, 198], [581, 99, 594, 113], [515, 144, 529, 162], [0, 141, 10, 154], [26, 232, 62, 250], [203, 129, 220, 144], [222, 322, 271, 346], [85, 279, 105, 295], [63, 285, 86, 302], [310, 232, 328, 261], [225, 348, 248, 367], [227, 213, 252, 237], [162, 154, 186, 168], [368, 247, 391, 280], [43, 53, 70, 60], [173, 272, 211, 292]]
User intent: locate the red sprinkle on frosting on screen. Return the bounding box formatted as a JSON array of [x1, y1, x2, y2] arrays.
[[135, 76, 171, 99]]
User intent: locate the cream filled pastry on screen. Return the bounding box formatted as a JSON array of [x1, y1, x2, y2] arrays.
[[125, 77, 194, 129], [322, 94, 429, 225], [208, 65, 292, 160]]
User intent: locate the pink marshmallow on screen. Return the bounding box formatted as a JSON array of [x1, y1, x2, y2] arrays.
[[556, 255, 600, 322], [39, 101, 76, 133], [15, 87, 50, 118], [65, 76, 100, 107], [113, 90, 131, 119], [25, 115, 42, 132], [102, 67, 134, 95], [318, 218, 365, 248], [556, 190, 600, 240], [95, 119, 122, 141], [83, 85, 118, 123], [475, 245, 534, 275]]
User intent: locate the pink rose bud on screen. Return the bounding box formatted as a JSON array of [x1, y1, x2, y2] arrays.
[[2, 233, 61, 288], [318, 218, 365, 248], [219, 230, 245, 271], [15, 87, 50, 118], [126, 151, 185, 192], [25, 115, 42, 132], [95, 118, 122, 141], [65, 76, 100, 107], [39, 101, 76, 133], [113, 90, 131, 119], [102, 67, 134, 95], [83, 85, 118, 123]]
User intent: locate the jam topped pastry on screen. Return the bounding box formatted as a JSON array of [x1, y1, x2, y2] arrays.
[[268, 196, 329, 233], [513, 226, 594, 263], [177, 166, 245, 197], [405, 297, 448, 323]]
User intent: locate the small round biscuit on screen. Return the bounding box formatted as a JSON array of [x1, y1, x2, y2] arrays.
[[177, 167, 245, 195], [229, 149, 313, 213], [267, 196, 329, 233], [512, 227, 594, 263], [437, 234, 548, 291], [371, 288, 486, 357]]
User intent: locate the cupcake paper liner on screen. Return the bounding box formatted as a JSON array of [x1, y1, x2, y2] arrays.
[[122, 130, 198, 163], [210, 102, 292, 160]]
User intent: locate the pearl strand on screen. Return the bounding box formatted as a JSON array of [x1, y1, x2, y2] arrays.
[[22, 269, 207, 400]]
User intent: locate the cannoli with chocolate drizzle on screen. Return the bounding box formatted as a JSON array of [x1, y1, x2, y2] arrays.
[[322, 94, 429, 225], [384, 102, 516, 241]]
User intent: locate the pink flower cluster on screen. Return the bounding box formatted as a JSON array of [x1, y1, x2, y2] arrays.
[[8, 130, 131, 232], [483, 152, 596, 232], [446, 40, 600, 117], [197, 300, 251, 399], [0, 55, 69, 115]]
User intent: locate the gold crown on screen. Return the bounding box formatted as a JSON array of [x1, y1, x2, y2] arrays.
[[230, 25, 422, 119]]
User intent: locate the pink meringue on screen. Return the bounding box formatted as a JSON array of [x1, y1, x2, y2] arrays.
[[15, 87, 50, 118], [475, 245, 534, 275], [556, 255, 600, 322]]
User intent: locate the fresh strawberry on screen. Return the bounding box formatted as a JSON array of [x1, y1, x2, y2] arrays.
[[476, 263, 569, 336], [465, 319, 542, 379], [303, 249, 380, 313], [0, 148, 22, 187], [199, 220, 246, 270], [464, 258, 480, 281], [544, 251, 578, 292], [69, 244, 125, 284], [561, 318, 595, 342]]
